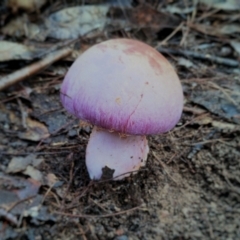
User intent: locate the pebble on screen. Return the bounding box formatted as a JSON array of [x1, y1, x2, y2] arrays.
[[114, 235, 128, 240]]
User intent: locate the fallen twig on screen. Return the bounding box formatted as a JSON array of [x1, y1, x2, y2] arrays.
[[157, 47, 239, 67], [54, 205, 141, 219], [152, 151, 179, 184], [0, 48, 72, 91], [5, 195, 36, 213], [0, 209, 18, 226], [156, 22, 184, 47], [183, 106, 207, 115], [187, 130, 216, 159]]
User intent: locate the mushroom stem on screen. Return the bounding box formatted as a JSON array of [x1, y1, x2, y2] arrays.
[[86, 126, 149, 180]]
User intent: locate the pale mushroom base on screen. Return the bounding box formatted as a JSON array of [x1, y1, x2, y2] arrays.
[[86, 127, 149, 180]]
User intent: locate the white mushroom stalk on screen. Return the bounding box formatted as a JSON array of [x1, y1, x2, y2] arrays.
[[86, 127, 149, 180], [60, 39, 183, 180]]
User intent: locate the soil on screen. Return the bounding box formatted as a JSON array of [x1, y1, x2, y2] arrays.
[[0, 1, 240, 239]]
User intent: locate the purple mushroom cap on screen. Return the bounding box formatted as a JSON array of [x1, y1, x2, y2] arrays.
[[61, 38, 183, 135]]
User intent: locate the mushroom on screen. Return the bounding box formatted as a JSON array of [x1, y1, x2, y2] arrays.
[[60, 38, 183, 180]]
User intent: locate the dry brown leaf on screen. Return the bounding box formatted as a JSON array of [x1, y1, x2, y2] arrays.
[[0, 175, 41, 205], [45, 173, 60, 187], [134, 5, 179, 29], [230, 41, 240, 56], [6, 155, 43, 173], [18, 118, 49, 141], [3, 5, 110, 40], [194, 116, 239, 131], [23, 166, 43, 182], [46, 5, 110, 39], [190, 89, 240, 124], [178, 57, 196, 68], [2, 15, 44, 40], [0, 41, 44, 62], [6, 156, 32, 173], [7, 0, 46, 12], [111, 4, 180, 34], [211, 120, 239, 130]]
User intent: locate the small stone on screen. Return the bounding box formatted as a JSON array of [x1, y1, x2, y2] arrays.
[[68, 129, 77, 137], [114, 235, 128, 240]]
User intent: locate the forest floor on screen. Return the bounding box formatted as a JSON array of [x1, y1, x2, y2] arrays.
[[0, 0, 240, 239]]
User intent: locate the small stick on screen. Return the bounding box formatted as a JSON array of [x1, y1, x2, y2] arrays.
[[5, 195, 36, 213], [0, 209, 18, 226], [207, 81, 237, 106], [0, 48, 72, 91], [156, 22, 184, 47], [187, 130, 216, 159], [152, 151, 178, 185], [55, 205, 141, 219], [157, 47, 239, 67], [17, 98, 27, 128], [183, 106, 207, 115]]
